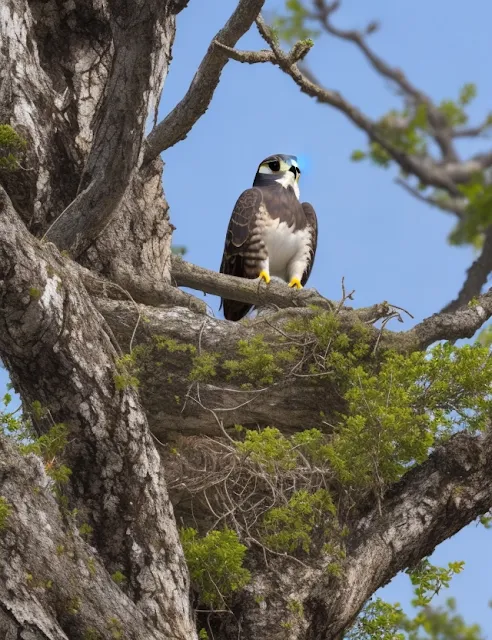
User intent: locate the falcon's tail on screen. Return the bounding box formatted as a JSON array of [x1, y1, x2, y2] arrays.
[[221, 299, 252, 322]]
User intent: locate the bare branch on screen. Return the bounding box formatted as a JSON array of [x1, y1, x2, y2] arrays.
[[254, 16, 462, 195], [453, 118, 492, 138], [143, 0, 266, 162], [312, 0, 458, 163], [441, 227, 492, 313], [213, 39, 312, 65], [170, 254, 334, 311], [395, 178, 466, 217]]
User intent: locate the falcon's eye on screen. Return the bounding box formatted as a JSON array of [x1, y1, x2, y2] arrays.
[[268, 160, 280, 172]]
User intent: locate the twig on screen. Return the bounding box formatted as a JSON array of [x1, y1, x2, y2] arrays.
[[143, 0, 266, 161]]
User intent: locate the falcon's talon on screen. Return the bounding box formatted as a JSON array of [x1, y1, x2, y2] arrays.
[[288, 278, 303, 289], [258, 270, 271, 284]]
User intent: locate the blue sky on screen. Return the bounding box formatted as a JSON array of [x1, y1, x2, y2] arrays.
[[2, 0, 492, 632]]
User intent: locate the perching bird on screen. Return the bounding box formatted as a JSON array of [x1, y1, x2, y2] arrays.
[[219, 154, 318, 321]]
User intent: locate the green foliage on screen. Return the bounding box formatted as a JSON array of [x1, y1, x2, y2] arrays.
[[351, 105, 428, 169], [402, 597, 484, 640], [180, 528, 251, 607], [1, 395, 34, 444], [326, 343, 492, 490], [458, 83, 478, 106], [114, 352, 140, 390], [153, 335, 196, 354], [261, 489, 336, 553], [29, 287, 42, 300], [349, 558, 477, 640], [286, 312, 371, 383], [189, 353, 219, 382], [111, 571, 126, 585], [79, 523, 93, 539], [87, 558, 96, 576], [346, 598, 405, 640], [287, 599, 304, 618], [107, 617, 123, 639], [224, 335, 297, 386], [0, 124, 27, 170], [171, 245, 188, 256], [0, 497, 12, 530], [198, 630, 209, 640], [407, 559, 465, 607], [21, 422, 72, 487], [449, 174, 492, 246], [271, 0, 320, 44], [236, 426, 297, 472], [67, 596, 81, 614]]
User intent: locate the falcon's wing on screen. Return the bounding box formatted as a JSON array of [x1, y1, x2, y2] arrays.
[[301, 202, 318, 287], [220, 188, 264, 321]]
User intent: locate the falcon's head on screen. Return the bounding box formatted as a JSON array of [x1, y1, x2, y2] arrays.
[[253, 154, 301, 200]]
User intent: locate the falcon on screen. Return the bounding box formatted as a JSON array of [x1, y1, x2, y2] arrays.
[[219, 154, 318, 321]]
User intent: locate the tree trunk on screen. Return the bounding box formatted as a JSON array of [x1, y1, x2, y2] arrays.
[[2, 2, 492, 639]]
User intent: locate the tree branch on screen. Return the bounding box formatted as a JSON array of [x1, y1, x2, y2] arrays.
[[91, 281, 492, 439], [395, 178, 466, 217], [441, 227, 492, 313], [170, 254, 333, 311], [0, 186, 197, 639], [253, 16, 462, 195], [304, 430, 492, 639], [45, 0, 178, 257], [143, 0, 266, 162], [212, 39, 312, 65], [311, 0, 458, 163]]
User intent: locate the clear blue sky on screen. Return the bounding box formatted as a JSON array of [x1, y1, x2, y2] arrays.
[[2, 0, 492, 632]]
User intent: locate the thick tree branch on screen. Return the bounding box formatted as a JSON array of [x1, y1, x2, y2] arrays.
[[303, 430, 492, 639], [92, 284, 492, 439], [170, 254, 333, 311], [441, 227, 492, 313], [143, 0, 266, 162], [0, 437, 179, 640], [0, 186, 197, 639], [45, 1, 178, 257]]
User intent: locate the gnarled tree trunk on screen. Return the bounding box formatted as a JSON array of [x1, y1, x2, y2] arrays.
[[2, 1, 492, 639]]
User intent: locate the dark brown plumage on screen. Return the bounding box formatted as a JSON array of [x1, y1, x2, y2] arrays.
[[219, 155, 318, 322]]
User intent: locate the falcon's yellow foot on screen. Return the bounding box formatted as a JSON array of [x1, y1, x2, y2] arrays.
[[258, 270, 271, 284], [288, 277, 303, 289]]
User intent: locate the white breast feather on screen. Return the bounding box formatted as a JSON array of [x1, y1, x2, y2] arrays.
[[263, 219, 311, 281]]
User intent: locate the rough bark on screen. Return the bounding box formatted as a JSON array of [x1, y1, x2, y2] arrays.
[[0, 186, 196, 639], [2, 2, 492, 639]]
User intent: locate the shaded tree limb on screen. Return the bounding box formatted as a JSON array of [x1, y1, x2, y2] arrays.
[[0, 186, 197, 639], [45, 0, 178, 257], [301, 430, 492, 640], [441, 226, 492, 313], [143, 0, 266, 162], [0, 437, 182, 640]]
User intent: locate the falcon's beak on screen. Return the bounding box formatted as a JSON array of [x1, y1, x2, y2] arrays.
[[289, 165, 300, 180]]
